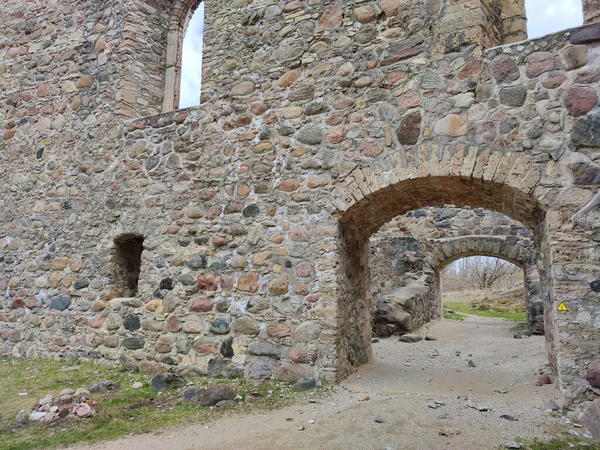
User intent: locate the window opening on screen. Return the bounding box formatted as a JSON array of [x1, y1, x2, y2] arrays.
[[114, 234, 145, 296], [179, 3, 205, 109]]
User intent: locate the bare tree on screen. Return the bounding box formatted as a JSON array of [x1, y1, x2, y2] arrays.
[[443, 256, 521, 293]]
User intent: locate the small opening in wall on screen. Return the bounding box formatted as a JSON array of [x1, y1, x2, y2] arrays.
[[114, 234, 145, 296]]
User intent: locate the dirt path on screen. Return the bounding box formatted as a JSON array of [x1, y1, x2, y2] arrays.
[[73, 316, 565, 450]]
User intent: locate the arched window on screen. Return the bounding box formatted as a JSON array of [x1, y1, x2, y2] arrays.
[[179, 4, 205, 109], [163, 1, 205, 112]]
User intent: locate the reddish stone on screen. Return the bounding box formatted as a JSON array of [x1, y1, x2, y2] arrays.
[[353, 5, 376, 23], [197, 275, 217, 291], [526, 52, 556, 78], [359, 141, 383, 158], [3, 129, 16, 140], [290, 227, 308, 242], [212, 235, 227, 247], [537, 374, 552, 385], [334, 98, 354, 110], [293, 282, 309, 295], [387, 72, 405, 84], [267, 323, 291, 338], [296, 261, 315, 278], [52, 336, 68, 347], [563, 87, 598, 116], [220, 275, 235, 291], [89, 315, 105, 329], [542, 74, 566, 89], [276, 364, 314, 382], [306, 294, 320, 303], [166, 315, 182, 332], [10, 299, 24, 309], [379, 0, 403, 17], [269, 273, 289, 295], [103, 336, 118, 348], [289, 345, 311, 364], [490, 54, 520, 84], [189, 296, 213, 312], [587, 363, 600, 388], [326, 127, 345, 144], [251, 102, 267, 115], [319, 3, 342, 30], [399, 93, 421, 110], [193, 343, 219, 354], [396, 112, 422, 145], [457, 60, 482, 79], [198, 189, 216, 201], [238, 272, 259, 293], [279, 179, 300, 191]]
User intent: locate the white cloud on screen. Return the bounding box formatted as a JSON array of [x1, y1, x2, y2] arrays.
[[527, 0, 583, 38], [179, 4, 204, 109]]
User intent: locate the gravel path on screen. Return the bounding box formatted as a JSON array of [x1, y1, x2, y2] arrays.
[[73, 316, 565, 450]]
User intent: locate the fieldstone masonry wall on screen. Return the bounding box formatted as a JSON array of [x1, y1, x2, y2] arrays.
[[1, 0, 600, 416]]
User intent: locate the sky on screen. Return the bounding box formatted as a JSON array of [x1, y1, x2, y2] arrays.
[[179, 3, 205, 109], [178, 0, 583, 108]]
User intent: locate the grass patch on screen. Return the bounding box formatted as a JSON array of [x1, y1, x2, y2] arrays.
[[444, 302, 526, 321], [0, 357, 320, 450], [502, 438, 600, 450], [443, 311, 465, 321]]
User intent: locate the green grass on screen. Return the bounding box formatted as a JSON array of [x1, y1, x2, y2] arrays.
[[500, 438, 600, 450], [0, 357, 319, 450], [443, 311, 465, 321], [444, 302, 526, 321]]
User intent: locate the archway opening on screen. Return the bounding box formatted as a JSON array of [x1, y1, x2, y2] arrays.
[[369, 206, 543, 340], [113, 234, 145, 297], [336, 173, 555, 382], [441, 256, 527, 325]]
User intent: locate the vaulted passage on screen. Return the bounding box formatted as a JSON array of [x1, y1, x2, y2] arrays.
[[335, 174, 554, 383]]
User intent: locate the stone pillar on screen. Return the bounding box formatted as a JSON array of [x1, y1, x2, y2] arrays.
[[501, 0, 527, 43], [583, 0, 600, 24], [524, 264, 545, 335], [336, 223, 373, 380]]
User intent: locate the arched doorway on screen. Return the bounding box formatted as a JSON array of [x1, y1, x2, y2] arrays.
[[330, 148, 597, 406]]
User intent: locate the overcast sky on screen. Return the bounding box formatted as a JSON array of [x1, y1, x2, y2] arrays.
[[178, 1, 584, 108]]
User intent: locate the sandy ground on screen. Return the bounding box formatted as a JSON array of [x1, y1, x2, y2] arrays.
[[73, 316, 566, 450]]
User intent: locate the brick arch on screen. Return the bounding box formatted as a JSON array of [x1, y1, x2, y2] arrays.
[[424, 236, 535, 272], [331, 146, 550, 235], [163, 0, 203, 112]]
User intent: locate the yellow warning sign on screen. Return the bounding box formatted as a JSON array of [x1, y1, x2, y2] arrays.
[[557, 303, 569, 312]]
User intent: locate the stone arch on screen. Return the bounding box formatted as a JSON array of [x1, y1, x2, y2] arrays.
[[330, 145, 594, 396], [425, 236, 534, 271], [163, 0, 203, 112], [423, 235, 543, 335], [332, 146, 551, 234]]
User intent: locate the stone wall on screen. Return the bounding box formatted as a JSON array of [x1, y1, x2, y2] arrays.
[[1, 0, 599, 414]]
